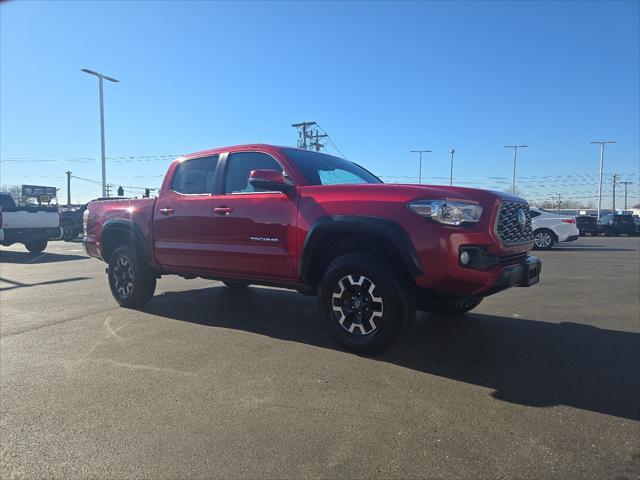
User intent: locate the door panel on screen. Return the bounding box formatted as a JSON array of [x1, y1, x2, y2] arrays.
[[154, 191, 215, 270], [153, 155, 218, 271], [209, 192, 299, 279], [208, 151, 299, 280]]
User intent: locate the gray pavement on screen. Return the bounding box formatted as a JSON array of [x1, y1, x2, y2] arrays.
[[1, 237, 639, 479]]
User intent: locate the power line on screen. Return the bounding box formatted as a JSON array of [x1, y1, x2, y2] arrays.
[[0, 154, 179, 164], [316, 124, 347, 158], [70, 174, 158, 192], [619, 181, 634, 211]]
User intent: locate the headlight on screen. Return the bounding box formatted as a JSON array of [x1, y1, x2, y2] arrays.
[[408, 200, 482, 225]]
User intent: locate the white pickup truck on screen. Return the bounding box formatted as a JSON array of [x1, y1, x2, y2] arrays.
[[0, 193, 61, 253]]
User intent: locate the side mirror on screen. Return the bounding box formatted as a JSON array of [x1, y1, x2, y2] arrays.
[[249, 169, 293, 192]]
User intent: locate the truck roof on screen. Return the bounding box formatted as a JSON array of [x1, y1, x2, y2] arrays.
[[182, 144, 309, 160]]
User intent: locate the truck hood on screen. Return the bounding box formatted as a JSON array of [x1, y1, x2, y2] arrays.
[[299, 183, 527, 206]]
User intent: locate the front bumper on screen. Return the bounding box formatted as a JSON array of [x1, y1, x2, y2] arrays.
[[483, 255, 541, 296], [83, 235, 102, 260]]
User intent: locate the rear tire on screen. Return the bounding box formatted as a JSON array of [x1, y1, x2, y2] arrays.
[[108, 245, 156, 307], [61, 223, 75, 242], [24, 239, 47, 253], [533, 229, 555, 250], [318, 252, 415, 355], [421, 295, 483, 315]]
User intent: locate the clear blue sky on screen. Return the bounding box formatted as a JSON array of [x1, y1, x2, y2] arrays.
[[1, 0, 639, 205]]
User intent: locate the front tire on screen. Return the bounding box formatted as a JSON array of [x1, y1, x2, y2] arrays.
[[421, 295, 483, 315], [24, 238, 47, 253], [318, 252, 415, 354], [108, 245, 156, 307], [533, 229, 555, 250]]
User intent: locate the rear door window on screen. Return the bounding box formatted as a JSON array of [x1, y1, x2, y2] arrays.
[[171, 155, 219, 194]]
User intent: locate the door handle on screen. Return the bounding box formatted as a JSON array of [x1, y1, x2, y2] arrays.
[[159, 207, 174, 215], [214, 206, 233, 216]]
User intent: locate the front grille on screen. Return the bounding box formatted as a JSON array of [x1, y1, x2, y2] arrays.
[[496, 201, 533, 245]]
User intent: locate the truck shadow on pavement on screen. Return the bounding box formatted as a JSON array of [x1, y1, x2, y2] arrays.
[[0, 276, 91, 292], [145, 285, 640, 422], [0, 250, 87, 264], [552, 244, 636, 252]]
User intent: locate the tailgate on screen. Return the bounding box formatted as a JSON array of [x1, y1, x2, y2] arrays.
[[1, 211, 60, 229]]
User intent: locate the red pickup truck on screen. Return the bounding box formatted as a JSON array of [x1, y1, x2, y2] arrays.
[[84, 144, 541, 353]]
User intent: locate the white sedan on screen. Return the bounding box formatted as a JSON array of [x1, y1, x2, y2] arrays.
[[530, 208, 580, 250]]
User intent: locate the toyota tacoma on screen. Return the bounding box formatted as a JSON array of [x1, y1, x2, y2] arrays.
[[84, 144, 541, 353]]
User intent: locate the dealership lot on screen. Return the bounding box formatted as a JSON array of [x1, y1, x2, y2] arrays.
[[1, 237, 638, 479]]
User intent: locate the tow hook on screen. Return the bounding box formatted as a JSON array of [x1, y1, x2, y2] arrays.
[[105, 267, 109, 274]]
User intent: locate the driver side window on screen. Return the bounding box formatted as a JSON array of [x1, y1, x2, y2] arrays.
[[224, 152, 284, 193]]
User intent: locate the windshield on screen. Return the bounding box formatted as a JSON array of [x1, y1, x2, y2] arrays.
[[282, 148, 382, 186]]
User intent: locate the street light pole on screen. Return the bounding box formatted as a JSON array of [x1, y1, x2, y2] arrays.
[[590, 140, 617, 219], [410, 150, 431, 184], [66, 171, 72, 206], [81, 68, 119, 198], [449, 148, 455, 186], [504, 145, 528, 195], [620, 181, 633, 211]]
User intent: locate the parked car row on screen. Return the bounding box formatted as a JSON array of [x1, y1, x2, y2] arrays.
[[576, 213, 639, 237], [596, 213, 638, 236], [526, 208, 638, 251]]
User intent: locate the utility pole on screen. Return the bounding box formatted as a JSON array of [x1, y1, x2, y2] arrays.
[[620, 181, 633, 211], [591, 140, 617, 219], [292, 121, 317, 150], [504, 145, 528, 195], [449, 148, 455, 186], [105, 184, 111, 198], [557, 193, 561, 213], [611, 173, 619, 212], [81, 69, 120, 198], [410, 150, 432, 184], [310, 129, 328, 152], [66, 171, 72, 206]]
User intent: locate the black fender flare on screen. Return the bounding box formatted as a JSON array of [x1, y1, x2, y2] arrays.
[[100, 220, 150, 263], [298, 215, 423, 285]]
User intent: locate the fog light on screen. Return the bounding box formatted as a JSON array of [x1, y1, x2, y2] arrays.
[[460, 250, 470, 265]]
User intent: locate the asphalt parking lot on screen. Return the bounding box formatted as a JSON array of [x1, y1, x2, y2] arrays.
[[1, 237, 639, 479]]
